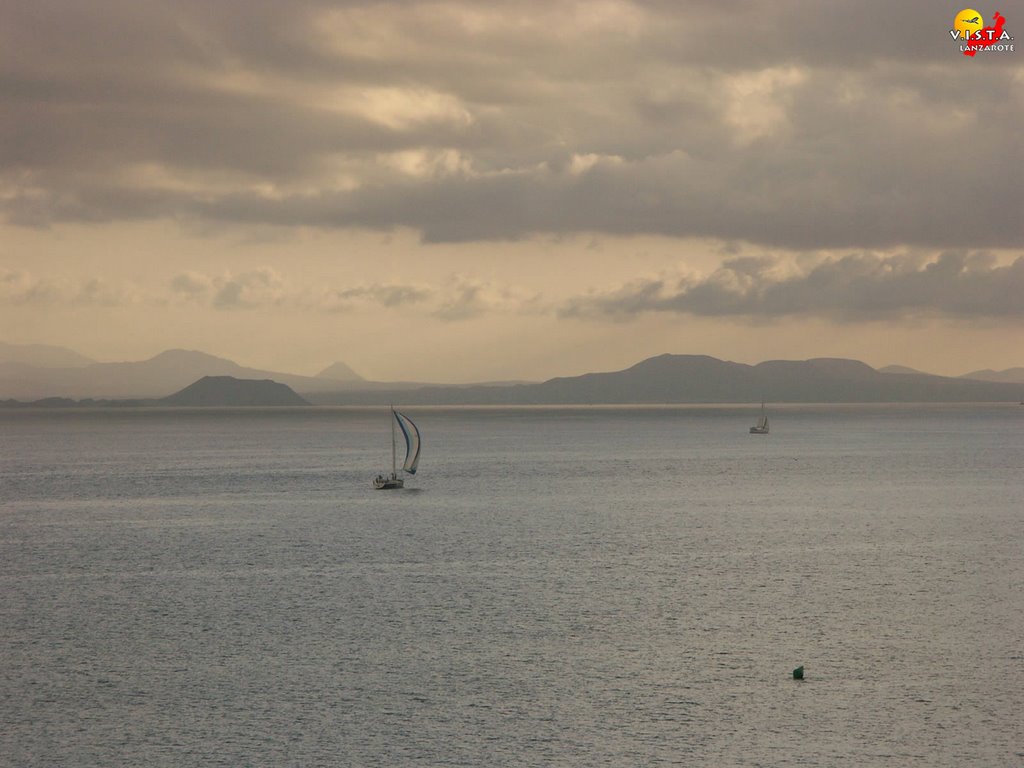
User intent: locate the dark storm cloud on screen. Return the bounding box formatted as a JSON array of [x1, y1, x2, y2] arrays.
[[560, 251, 1024, 321], [2, 0, 1021, 248]]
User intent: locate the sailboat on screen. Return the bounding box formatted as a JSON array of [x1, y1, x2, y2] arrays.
[[373, 408, 421, 489], [750, 402, 769, 434]]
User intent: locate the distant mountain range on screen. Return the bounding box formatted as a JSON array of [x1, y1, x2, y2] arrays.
[[305, 354, 1024, 405], [959, 367, 1024, 383], [878, 365, 925, 375], [0, 347, 364, 399], [1, 343, 1022, 403], [0, 342, 95, 369], [880, 363, 1024, 384], [315, 361, 364, 381]]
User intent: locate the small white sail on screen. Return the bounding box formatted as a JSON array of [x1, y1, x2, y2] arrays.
[[394, 410, 421, 474], [750, 402, 769, 433]]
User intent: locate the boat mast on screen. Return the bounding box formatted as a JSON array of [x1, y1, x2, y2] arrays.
[[390, 407, 397, 476]]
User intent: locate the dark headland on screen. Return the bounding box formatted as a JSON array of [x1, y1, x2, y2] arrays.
[[160, 376, 310, 406], [2, 376, 310, 408]]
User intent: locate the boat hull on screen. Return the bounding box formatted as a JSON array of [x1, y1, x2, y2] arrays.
[[749, 426, 769, 434], [373, 475, 404, 489]]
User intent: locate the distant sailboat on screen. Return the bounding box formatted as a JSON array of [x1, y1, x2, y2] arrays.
[[750, 402, 769, 434], [373, 408, 421, 489]]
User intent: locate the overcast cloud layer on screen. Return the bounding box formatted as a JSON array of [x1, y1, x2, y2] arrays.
[[3, 0, 1022, 249], [3, 0, 1023, 380]]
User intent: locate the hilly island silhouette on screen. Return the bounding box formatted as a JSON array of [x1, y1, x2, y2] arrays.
[[2, 346, 1023, 406]]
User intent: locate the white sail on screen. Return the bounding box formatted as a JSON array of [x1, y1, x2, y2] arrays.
[[394, 410, 421, 474], [750, 402, 769, 433]]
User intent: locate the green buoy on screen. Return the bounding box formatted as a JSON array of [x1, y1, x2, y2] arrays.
[[792, 665, 804, 680]]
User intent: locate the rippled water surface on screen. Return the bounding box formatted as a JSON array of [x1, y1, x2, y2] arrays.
[[2, 405, 1022, 766]]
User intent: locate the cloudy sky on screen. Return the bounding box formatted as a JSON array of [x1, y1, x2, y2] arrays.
[[2, 0, 1022, 382]]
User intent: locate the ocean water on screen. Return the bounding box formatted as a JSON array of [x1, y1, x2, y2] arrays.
[[1, 405, 1022, 767]]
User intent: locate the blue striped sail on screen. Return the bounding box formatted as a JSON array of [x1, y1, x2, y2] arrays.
[[394, 410, 421, 474]]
